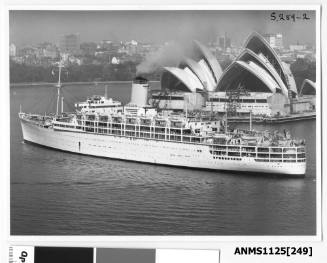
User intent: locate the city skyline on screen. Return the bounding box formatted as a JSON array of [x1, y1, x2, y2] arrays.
[[10, 10, 316, 47]]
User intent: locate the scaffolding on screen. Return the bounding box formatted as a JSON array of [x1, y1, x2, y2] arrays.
[[150, 89, 170, 109], [226, 84, 249, 116]]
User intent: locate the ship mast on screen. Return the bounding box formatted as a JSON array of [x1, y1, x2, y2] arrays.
[[61, 96, 64, 114], [55, 60, 64, 116], [225, 109, 228, 133], [249, 110, 252, 131]]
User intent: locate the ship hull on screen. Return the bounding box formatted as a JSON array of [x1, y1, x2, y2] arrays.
[[20, 119, 306, 176]]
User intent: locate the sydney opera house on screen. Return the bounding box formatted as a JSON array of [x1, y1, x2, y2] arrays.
[[152, 32, 316, 117]]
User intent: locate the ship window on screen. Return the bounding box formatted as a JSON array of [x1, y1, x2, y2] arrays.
[[297, 153, 305, 158], [243, 99, 255, 103]]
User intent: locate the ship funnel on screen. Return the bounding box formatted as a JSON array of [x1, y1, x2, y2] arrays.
[[130, 76, 149, 107]]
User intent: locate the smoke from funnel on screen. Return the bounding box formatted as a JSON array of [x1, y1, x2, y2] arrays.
[[136, 41, 186, 76]]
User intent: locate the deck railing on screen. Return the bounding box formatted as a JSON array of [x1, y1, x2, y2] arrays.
[[51, 117, 305, 163]]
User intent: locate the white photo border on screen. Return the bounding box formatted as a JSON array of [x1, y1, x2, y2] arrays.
[[2, 2, 323, 248]]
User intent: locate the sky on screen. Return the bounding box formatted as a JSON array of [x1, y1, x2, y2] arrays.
[[9, 10, 316, 47]]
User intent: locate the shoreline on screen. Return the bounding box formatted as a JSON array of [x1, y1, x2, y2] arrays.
[[10, 80, 160, 87]]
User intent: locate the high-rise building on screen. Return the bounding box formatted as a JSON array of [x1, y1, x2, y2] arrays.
[[217, 33, 231, 50], [275, 34, 283, 49], [43, 44, 59, 59], [98, 40, 113, 50], [59, 33, 80, 55], [263, 33, 283, 49], [9, 43, 16, 57], [289, 44, 307, 52]]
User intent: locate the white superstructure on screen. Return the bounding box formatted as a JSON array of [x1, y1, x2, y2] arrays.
[[75, 95, 123, 114]]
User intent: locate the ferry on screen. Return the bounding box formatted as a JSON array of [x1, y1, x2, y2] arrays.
[[19, 76, 306, 176]]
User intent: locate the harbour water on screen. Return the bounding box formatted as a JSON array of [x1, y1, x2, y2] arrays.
[[10, 83, 317, 235]]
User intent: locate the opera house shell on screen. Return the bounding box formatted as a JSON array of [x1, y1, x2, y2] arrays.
[[161, 32, 305, 101], [299, 79, 316, 96], [161, 40, 223, 93]]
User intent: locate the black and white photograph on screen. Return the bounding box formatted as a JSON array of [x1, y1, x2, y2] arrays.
[[9, 9, 319, 236]]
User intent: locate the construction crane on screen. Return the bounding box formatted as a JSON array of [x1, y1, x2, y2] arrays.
[[225, 83, 249, 117], [149, 88, 170, 110]]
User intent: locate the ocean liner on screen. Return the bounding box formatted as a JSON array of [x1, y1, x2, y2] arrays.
[[19, 73, 306, 176]]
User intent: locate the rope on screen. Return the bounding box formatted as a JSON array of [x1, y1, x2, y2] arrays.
[[45, 86, 57, 114]]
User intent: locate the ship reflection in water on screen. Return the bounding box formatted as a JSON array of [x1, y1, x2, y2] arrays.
[[10, 83, 316, 235]]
